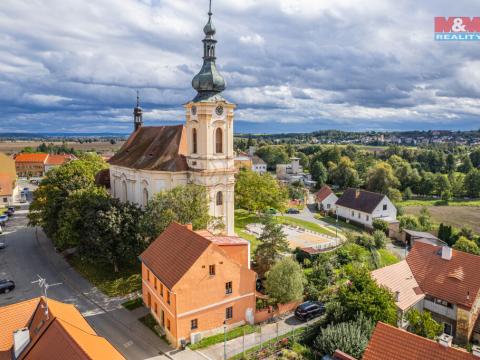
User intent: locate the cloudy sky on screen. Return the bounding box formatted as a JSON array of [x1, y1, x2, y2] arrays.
[[0, 0, 479, 134]]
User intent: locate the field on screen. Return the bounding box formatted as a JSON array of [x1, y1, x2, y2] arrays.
[[404, 206, 480, 234], [0, 140, 125, 154]]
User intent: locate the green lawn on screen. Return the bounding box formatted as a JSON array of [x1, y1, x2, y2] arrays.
[[68, 256, 141, 297], [397, 198, 480, 207], [277, 216, 337, 237], [189, 324, 260, 350], [234, 210, 261, 251]]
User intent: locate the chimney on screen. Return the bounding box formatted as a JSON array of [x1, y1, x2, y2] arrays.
[[395, 291, 400, 302], [441, 246, 452, 261], [472, 345, 480, 357], [185, 223, 193, 231], [438, 333, 453, 348], [13, 328, 30, 358]]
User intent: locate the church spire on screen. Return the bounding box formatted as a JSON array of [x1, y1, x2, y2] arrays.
[[191, 0, 226, 101], [133, 90, 143, 132]]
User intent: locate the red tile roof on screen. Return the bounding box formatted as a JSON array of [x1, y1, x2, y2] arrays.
[[407, 242, 480, 309], [333, 350, 357, 360], [315, 185, 334, 202], [45, 154, 73, 165], [109, 125, 188, 171], [140, 222, 212, 290], [14, 153, 48, 163], [363, 322, 475, 360], [0, 297, 124, 360]]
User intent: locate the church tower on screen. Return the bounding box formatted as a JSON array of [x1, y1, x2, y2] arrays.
[[133, 91, 143, 132], [186, 0, 236, 235]]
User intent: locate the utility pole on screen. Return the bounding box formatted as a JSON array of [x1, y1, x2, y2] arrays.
[[223, 321, 227, 360]]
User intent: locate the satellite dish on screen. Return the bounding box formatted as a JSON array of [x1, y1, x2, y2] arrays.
[[245, 308, 254, 325]]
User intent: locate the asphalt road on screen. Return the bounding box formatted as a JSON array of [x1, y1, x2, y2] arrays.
[[0, 205, 174, 360]]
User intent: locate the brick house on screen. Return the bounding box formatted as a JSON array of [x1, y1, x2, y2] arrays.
[[372, 242, 480, 344], [140, 222, 257, 347], [14, 153, 49, 177]]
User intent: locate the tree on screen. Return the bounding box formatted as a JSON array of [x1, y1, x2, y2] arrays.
[[314, 314, 374, 359], [373, 230, 388, 249], [55, 186, 111, 250], [79, 199, 144, 272], [256, 145, 289, 170], [453, 237, 480, 255], [372, 219, 389, 233], [470, 148, 480, 168], [140, 185, 212, 243], [418, 207, 433, 231], [310, 161, 328, 187], [387, 188, 402, 203], [366, 162, 400, 194], [28, 154, 108, 239], [438, 223, 454, 246], [329, 157, 359, 189], [398, 215, 421, 231], [254, 216, 289, 277], [459, 156, 474, 173], [336, 267, 397, 325], [264, 257, 305, 305], [406, 309, 443, 340], [433, 174, 451, 196], [464, 169, 480, 198], [403, 187, 413, 200], [446, 153, 456, 172], [235, 169, 288, 213]]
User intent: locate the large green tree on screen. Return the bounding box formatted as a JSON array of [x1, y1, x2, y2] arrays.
[[28, 153, 108, 239], [366, 162, 400, 195], [310, 161, 328, 187], [264, 257, 305, 305], [255, 145, 289, 170], [140, 184, 212, 243], [336, 267, 397, 325], [254, 216, 290, 277], [235, 169, 288, 213], [329, 157, 359, 189], [464, 169, 480, 198], [453, 237, 480, 255]]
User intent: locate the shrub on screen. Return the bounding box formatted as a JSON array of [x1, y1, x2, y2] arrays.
[[373, 230, 388, 249], [372, 219, 389, 233]]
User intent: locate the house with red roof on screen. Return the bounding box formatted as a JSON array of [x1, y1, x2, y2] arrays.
[[315, 185, 338, 212], [140, 222, 257, 347], [364, 322, 480, 360], [14, 153, 49, 177], [372, 242, 480, 344]]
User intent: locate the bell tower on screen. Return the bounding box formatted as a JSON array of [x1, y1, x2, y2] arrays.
[[133, 91, 143, 132], [186, 0, 235, 235]]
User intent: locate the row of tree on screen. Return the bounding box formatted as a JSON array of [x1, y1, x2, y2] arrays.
[[29, 154, 215, 272]]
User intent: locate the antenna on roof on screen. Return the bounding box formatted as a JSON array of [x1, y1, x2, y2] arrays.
[[31, 275, 62, 320]]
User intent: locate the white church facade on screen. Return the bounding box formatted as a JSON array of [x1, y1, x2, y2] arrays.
[[108, 7, 236, 235]]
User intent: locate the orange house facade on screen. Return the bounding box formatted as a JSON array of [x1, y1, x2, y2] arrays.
[[140, 223, 257, 347]]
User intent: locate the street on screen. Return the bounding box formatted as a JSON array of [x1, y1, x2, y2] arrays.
[[0, 204, 178, 360]]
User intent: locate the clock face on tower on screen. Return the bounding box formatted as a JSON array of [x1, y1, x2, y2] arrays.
[[215, 105, 224, 116]]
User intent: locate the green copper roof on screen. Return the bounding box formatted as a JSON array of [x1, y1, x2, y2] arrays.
[[191, 1, 226, 101]]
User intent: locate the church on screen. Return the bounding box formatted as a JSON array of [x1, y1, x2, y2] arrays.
[[108, 3, 235, 235]]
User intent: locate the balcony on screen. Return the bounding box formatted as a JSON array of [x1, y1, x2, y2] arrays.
[[424, 299, 457, 320]]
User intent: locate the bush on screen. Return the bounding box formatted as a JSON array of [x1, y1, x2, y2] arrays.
[[406, 309, 443, 340], [373, 230, 388, 249], [313, 313, 374, 359], [372, 219, 389, 233]]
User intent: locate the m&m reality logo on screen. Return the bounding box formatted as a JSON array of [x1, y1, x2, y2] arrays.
[[435, 17, 480, 41]]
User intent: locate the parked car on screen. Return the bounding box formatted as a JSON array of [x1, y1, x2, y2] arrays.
[[24, 187, 29, 191], [0, 225, 2, 234], [0, 242, 5, 250], [294, 301, 325, 321], [0, 279, 15, 294], [265, 208, 277, 215], [7, 207, 15, 213], [286, 208, 300, 214], [0, 215, 8, 224], [5, 209, 14, 217]]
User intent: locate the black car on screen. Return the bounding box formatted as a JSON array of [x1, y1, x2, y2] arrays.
[[294, 301, 325, 321], [0, 279, 15, 294], [286, 208, 300, 214], [0, 242, 5, 250], [7, 207, 15, 213]]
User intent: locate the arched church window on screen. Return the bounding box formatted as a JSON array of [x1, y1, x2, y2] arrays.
[[215, 128, 223, 154], [143, 188, 149, 207], [122, 180, 128, 202], [192, 128, 198, 154], [216, 191, 223, 206]]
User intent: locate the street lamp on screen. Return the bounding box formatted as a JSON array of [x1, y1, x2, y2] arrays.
[[223, 320, 227, 360]]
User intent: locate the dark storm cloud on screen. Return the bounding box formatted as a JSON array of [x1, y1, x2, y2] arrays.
[[0, 0, 479, 133]]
